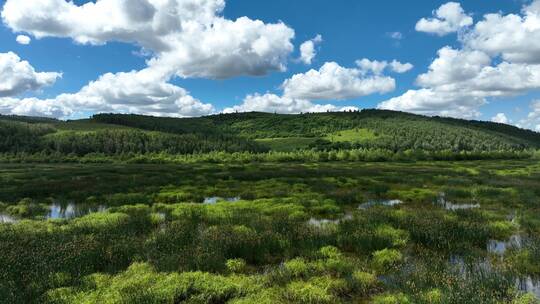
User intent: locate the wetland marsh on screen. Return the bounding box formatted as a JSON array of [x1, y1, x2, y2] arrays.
[[1, 160, 539, 303]]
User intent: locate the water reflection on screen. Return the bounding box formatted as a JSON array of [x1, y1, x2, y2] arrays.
[[359, 199, 403, 210], [487, 235, 522, 255], [450, 254, 540, 299], [47, 203, 107, 219], [436, 193, 480, 211], [507, 211, 518, 224], [0, 201, 108, 223], [448, 255, 492, 275], [517, 277, 540, 298], [308, 213, 353, 227], [0, 214, 17, 223], [203, 197, 241, 205], [307, 218, 339, 227]]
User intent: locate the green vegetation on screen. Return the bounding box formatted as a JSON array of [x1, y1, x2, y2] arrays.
[[1, 110, 540, 303], [0, 160, 539, 303], [1, 198, 49, 217], [2, 110, 540, 161], [256, 137, 318, 152], [325, 128, 378, 143], [0, 116, 268, 156]]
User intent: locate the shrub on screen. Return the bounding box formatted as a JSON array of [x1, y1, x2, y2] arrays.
[[5, 198, 49, 217], [512, 293, 540, 304], [318, 246, 341, 259], [372, 292, 411, 304], [337, 220, 408, 253], [372, 249, 403, 273], [48, 272, 72, 289], [229, 288, 284, 304], [421, 289, 443, 304], [46, 263, 248, 303], [352, 271, 378, 295], [284, 276, 347, 304], [311, 204, 341, 216], [374, 225, 409, 248], [226, 259, 247, 274], [317, 256, 351, 276], [284, 258, 311, 278], [488, 220, 516, 239]]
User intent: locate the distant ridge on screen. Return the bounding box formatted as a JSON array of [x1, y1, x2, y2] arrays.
[[0, 114, 59, 124], [1, 109, 539, 156]]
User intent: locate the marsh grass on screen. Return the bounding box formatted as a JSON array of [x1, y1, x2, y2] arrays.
[[0, 160, 539, 303]]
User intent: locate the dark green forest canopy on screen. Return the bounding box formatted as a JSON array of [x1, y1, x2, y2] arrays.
[[2, 109, 540, 156]]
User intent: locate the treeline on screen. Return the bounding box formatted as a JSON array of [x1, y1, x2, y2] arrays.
[[0, 121, 55, 153], [42, 130, 267, 155], [0, 149, 535, 164], [309, 127, 531, 152], [0, 121, 267, 155], [0, 114, 58, 124], [92, 113, 218, 135]]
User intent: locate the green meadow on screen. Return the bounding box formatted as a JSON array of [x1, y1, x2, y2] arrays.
[[325, 128, 378, 143]]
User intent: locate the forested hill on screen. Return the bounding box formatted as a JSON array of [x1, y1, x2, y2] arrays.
[[92, 110, 540, 152], [1, 110, 540, 157]]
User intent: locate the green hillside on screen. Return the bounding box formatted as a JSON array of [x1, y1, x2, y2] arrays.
[[91, 110, 540, 152], [0, 116, 267, 156], [1, 110, 540, 158], [206, 110, 540, 151]]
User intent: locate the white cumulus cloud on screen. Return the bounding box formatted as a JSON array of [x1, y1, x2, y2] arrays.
[[415, 2, 473, 36], [378, 47, 540, 118], [380, 2, 540, 123], [491, 113, 510, 124], [0, 97, 72, 118], [1, 0, 295, 80], [282, 62, 396, 100], [356, 58, 413, 75], [150, 17, 294, 79], [223, 93, 357, 114], [0, 65, 214, 118], [415, 47, 491, 88], [389, 60, 414, 73], [226, 58, 406, 114], [378, 88, 484, 119], [518, 100, 540, 131], [15, 35, 31, 45], [299, 34, 322, 65], [1, 0, 224, 50], [356, 59, 389, 75], [0, 0, 298, 117], [462, 0, 540, 64], [0, 52, 61, 97]]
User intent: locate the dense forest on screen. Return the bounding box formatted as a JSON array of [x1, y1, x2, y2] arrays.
[[2, 110, 540, 160], [0, 119, 267, 156]]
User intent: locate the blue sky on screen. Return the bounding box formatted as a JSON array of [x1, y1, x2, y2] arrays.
[[1, 0, 540, 130]]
